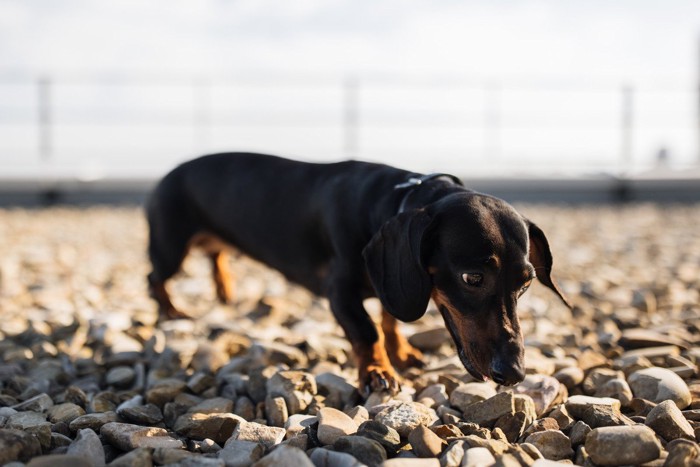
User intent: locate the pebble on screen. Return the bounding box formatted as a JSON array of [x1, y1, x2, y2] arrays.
[[0, 428, 42, 464], [228, 421, 286, 449], [100, 422, 185, 450], [524, 430, 573, 461], [65, 428, 105, 466], [628, 367, 692, 409], [250, 445, 313, 466], [585, 425, 662, 465], [356, 420, 402, 455], [448, 383, 497, 412], [644, 399, 696, 441], [217, 439, 265, 467], [174, 413, 244, 444], [3, 206, 700, 465], [334, 435, 388, 466], [375, 402, 436, 437], [461, 447, 496, 467], [46, 403, 86, 424], [309, 448, 366, 467], [460, 392, 514, 428], [512, 375, 561, 416], [317, 407, 358, 445], [409, 425, 446, 458]]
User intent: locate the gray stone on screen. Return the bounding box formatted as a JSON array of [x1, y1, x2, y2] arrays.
[[47, 402, 86, 424], [284, 414, 317, 439], [585, 425, 662, 466], [439, 440, 466, 467], [407, 425, 445, 458], [6, 411, 51, 449], [461, 447, 496, 467], [66, 428, 106, 466], [460, 392, 514, 428], [449, 383, 497, 413], [106, 366, 136, 387], [174, 412, 244, 444], [251, 445, 313, 467], [0, 428, 42, 464], [264, 395, 288, 427], [628, 367, 692, 409], [228, 421, 286, 449], [26, 455, 93, 467], [524, 430, 573, 461], [553, 367, 584, 390], [375, 402, 436, 437], [188, 397, 235, 415], [569, 420, 592, 446], [512, 375, 561, 416], [120, 403, 164, 426], [101, 422, 185, 450], [309, 448, 365, 467], [218, 439, 265, 467], [69, 411, 119, 432], [315, 372, 358, 408], [266, 370, 317, 414], [107, 447, 153, 467], [645, 399, 695, 441], [357, 420, 402, 455], [334, 435, 387, 466], [12, 393, 54, 412], [317, 407, 358, 445]]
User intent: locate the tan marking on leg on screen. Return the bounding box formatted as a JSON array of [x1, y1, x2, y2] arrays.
[[381, 308, 425, 370], [211, 250, 235, 303], [353, 325, 400, 394]]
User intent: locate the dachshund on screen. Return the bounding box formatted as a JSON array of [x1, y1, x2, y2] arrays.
[[146, 153, 570, 393]]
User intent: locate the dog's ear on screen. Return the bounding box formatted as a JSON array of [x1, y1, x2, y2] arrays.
[[526, 220, 571, 309], [363, 210, 433, 322]]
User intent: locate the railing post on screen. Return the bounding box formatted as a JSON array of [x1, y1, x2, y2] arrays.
[[620, 85, 634, 175], [343, 75, 359, 159], [38, 75, 51, 162]]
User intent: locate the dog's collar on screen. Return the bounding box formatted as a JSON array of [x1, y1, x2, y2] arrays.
[[394, 173, 463, 213]]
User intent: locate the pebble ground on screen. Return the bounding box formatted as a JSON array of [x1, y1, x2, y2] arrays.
[[0, 204, 699, 466]]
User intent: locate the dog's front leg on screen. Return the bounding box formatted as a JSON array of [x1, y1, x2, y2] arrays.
[[327, 274, 400, 395]]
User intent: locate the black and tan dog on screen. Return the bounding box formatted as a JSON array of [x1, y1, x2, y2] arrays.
[[146, 153, 570, 393]]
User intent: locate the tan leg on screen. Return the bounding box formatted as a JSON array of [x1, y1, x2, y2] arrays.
[[353, 327, 400, 395], [211, 251, 235, 304], [382, 309, 425, 370]]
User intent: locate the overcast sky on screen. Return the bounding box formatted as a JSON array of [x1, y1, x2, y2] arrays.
[[1, 1, 699, 177], [1, 0, 697, 80]]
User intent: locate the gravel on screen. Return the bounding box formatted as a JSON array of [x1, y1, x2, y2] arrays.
[[1, 204, 700, 465]]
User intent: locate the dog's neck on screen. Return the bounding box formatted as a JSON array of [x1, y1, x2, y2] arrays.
[[394, 173, 463, 214]]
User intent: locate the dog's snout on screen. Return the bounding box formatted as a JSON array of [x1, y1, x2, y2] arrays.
[[490, 356, 525, 386]]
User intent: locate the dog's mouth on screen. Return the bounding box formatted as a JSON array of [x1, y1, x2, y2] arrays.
[[438, 305, 489, 382]]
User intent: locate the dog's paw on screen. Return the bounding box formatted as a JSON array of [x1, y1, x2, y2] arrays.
[[360, 364, 401, 396], [389, 344, 425, 371]]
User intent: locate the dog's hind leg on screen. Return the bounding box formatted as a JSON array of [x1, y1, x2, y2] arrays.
[[146, 201, 198, 321], [210, 250, 235, 304], [381, 309, 425, 370]]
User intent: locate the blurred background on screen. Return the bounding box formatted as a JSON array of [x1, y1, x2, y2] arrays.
[[1, 0, 700, 202]]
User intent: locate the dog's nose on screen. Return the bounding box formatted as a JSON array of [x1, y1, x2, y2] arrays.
[[490, 357, 525, 386]]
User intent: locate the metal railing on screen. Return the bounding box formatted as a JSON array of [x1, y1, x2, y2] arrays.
[[0, 71, 698, 179]]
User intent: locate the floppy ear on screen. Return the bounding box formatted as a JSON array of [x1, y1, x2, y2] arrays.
[[363, 210, 433, 322], [526, 220, 572, 309]]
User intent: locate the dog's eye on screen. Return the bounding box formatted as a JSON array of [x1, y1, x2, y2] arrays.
[[462, 273, 483, 287], [518, 281, 532, 297]]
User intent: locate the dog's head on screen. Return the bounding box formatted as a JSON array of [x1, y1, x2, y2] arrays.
[[363, 192, 570, 386]]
